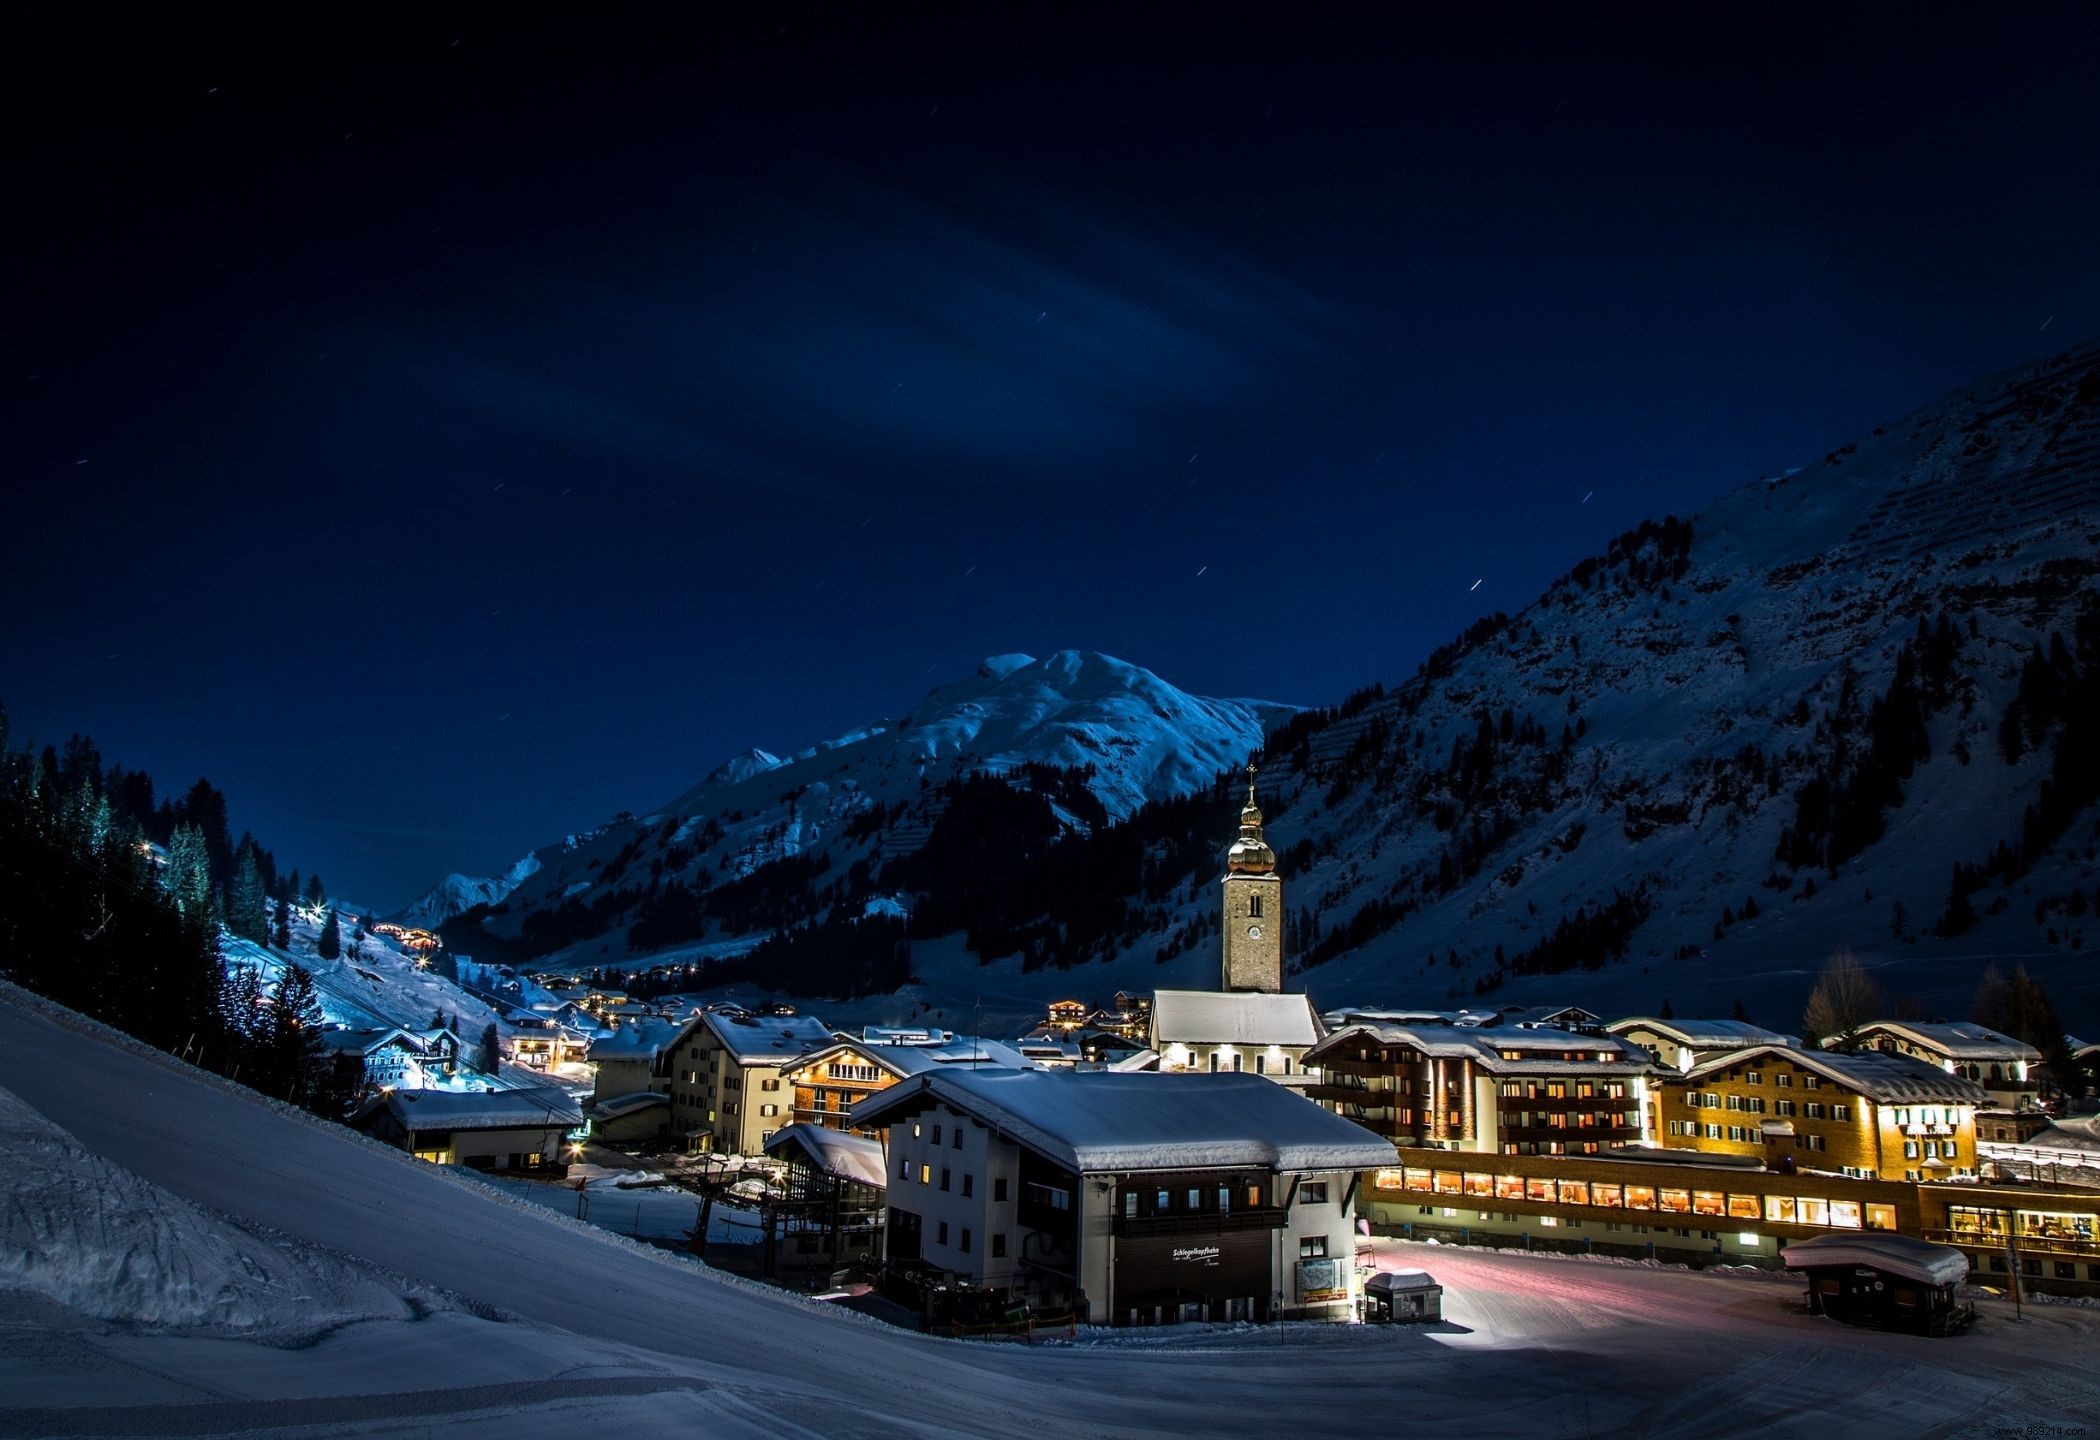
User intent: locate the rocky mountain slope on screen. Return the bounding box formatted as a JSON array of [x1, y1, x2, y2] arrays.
[[436, 340, 2100, 1033], [427, 651, 1292, 972], [1242, 338, 2100, 1024]]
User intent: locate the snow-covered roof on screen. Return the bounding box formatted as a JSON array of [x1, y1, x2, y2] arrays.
[[847, 1068, 1397, 1175], [2017, 1116, 2100, 1154], [1686, 1044, 1990, 1106], [789, 1035, 1040, 1081], [315, 1026, 415, 1057], [586, 1017, 678, 1063], [1305, 1021, 1658, 1075], [762, 1123, 887, 1189], [1855, 1021, 2040, 1062], [698, 1011, 840, 1065], [1781, 1233, 1969, 1287], [372, 1087, 583, 1131], [1152, 990, 1324, 1048], [1607, 1017, 1797, 1049], [591, 1091, 669, 1122]]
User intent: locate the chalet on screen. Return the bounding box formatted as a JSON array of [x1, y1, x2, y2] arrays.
[[355, 1086, 582, 1171], [1663, 1043, 1987, 1179], [1606, 1016, 1797, 1072], [1304, 1019, 1658, 1154], [782, 1030, 1039, 1134], [1854, 1021, 2042, 1111], [852, 1068, 1393, 1326], [664, 1009, 840, 1155], [315, 1026, 432, 1090]]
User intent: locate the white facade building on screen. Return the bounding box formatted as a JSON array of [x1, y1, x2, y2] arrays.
[[852, 1067, 1393, 1326]]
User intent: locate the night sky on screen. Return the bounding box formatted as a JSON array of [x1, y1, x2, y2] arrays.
[[8, 8, 2100, 908]]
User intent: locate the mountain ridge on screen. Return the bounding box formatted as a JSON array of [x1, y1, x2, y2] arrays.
[[433, 339, 2100, 1033]]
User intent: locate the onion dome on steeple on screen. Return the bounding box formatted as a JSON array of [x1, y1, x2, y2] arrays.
[[1226, 761, 1276, 875]]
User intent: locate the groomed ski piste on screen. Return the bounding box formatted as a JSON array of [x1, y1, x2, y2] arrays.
[[2, 981, 2096, 1439]]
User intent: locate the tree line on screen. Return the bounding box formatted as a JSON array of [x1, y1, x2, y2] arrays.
[[0, 704, 363, 1117]]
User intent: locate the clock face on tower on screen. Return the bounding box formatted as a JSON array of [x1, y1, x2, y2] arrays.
[[1248, 925, 1263, 940]]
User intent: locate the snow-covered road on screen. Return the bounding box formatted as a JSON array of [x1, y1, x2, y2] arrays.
[[1, 986, 2094, 1439]]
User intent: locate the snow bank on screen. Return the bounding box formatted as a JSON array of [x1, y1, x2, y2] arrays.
[[0, 1085, 427, 1336]]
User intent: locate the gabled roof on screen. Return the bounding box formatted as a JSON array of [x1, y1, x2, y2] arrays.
[[2018, 1115, 2100, 1154], [586, 1017, 679, 1063], [1152, 990, 1324, 1048], [763, 1123, 887, 1189], [693, 1010, 840, 1064], [788, 1034, 1040, 1080], [1608, 1017, 1798, 1049], [1855, 1021, 2040, 1063], [1685, 1043, 1990, 1106], [591, 1091, 670, 1122], [315, 1026, 417, 1058], [847, 1068, 1396, 1175], [1781, 1233, 1968, 1287], [367, 1086, 583, 1131], [1304, 1021, 1658, 1075]]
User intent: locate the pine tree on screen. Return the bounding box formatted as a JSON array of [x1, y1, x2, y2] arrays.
[[316, 905, 342, 960], [304, 873, 325, 908], [1730, 997, 1752, 1023], [162, 823, 215, 920], [1659, 996, 1675, 1020], [478, 1021, 501, 1074], [227, 842, 269, 943], [270, 964, 328, 1105], [272, 895, 292, 949]]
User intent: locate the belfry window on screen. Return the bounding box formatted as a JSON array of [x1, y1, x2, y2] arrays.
[[1249, 894, 1264, 918]]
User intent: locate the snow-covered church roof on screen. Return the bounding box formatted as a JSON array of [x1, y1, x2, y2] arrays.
[[848, 1067, 1395, 1175], [1151, 990, 1323, 1048]]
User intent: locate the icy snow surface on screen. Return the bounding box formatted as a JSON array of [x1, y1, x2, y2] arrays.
[[3, 983, 2096, 1438]]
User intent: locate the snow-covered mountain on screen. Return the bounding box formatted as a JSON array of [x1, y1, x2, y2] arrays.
[[396, 853, 542, 929], [441, 341, 2100, 1035], [443, 650, 1295, 970], [1218, 339, 2100, 1026]]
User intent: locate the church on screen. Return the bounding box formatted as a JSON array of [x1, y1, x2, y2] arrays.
[[1148, 765, 1326, 1088]]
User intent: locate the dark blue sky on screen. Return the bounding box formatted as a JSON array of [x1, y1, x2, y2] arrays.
[[7, 8, 2099, 907]]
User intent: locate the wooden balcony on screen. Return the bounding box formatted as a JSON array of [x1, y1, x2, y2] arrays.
[[1112, 1207, 1287, 1239]]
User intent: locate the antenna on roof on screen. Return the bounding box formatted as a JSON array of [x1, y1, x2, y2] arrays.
[[972, 998, 982, 1066]]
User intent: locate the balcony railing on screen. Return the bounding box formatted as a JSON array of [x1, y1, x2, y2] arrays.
[[1926, 1228, 2100, 1258], [1112, 1207, 1288, 1239]]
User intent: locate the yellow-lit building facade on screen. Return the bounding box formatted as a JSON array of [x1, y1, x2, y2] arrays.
[[1659, 1043, 1986, 1180], [784, 1039, 910, 1133]]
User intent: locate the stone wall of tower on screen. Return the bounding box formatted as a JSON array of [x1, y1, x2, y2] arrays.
[[1221, 872, 1284, 993]]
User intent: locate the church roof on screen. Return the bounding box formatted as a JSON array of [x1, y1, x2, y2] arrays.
[[1152, 990, 1324, 1047]]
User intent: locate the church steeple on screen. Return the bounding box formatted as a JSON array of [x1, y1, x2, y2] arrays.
[[1221, 759, 1283, 993], [1226, 762, 1276, 875]]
